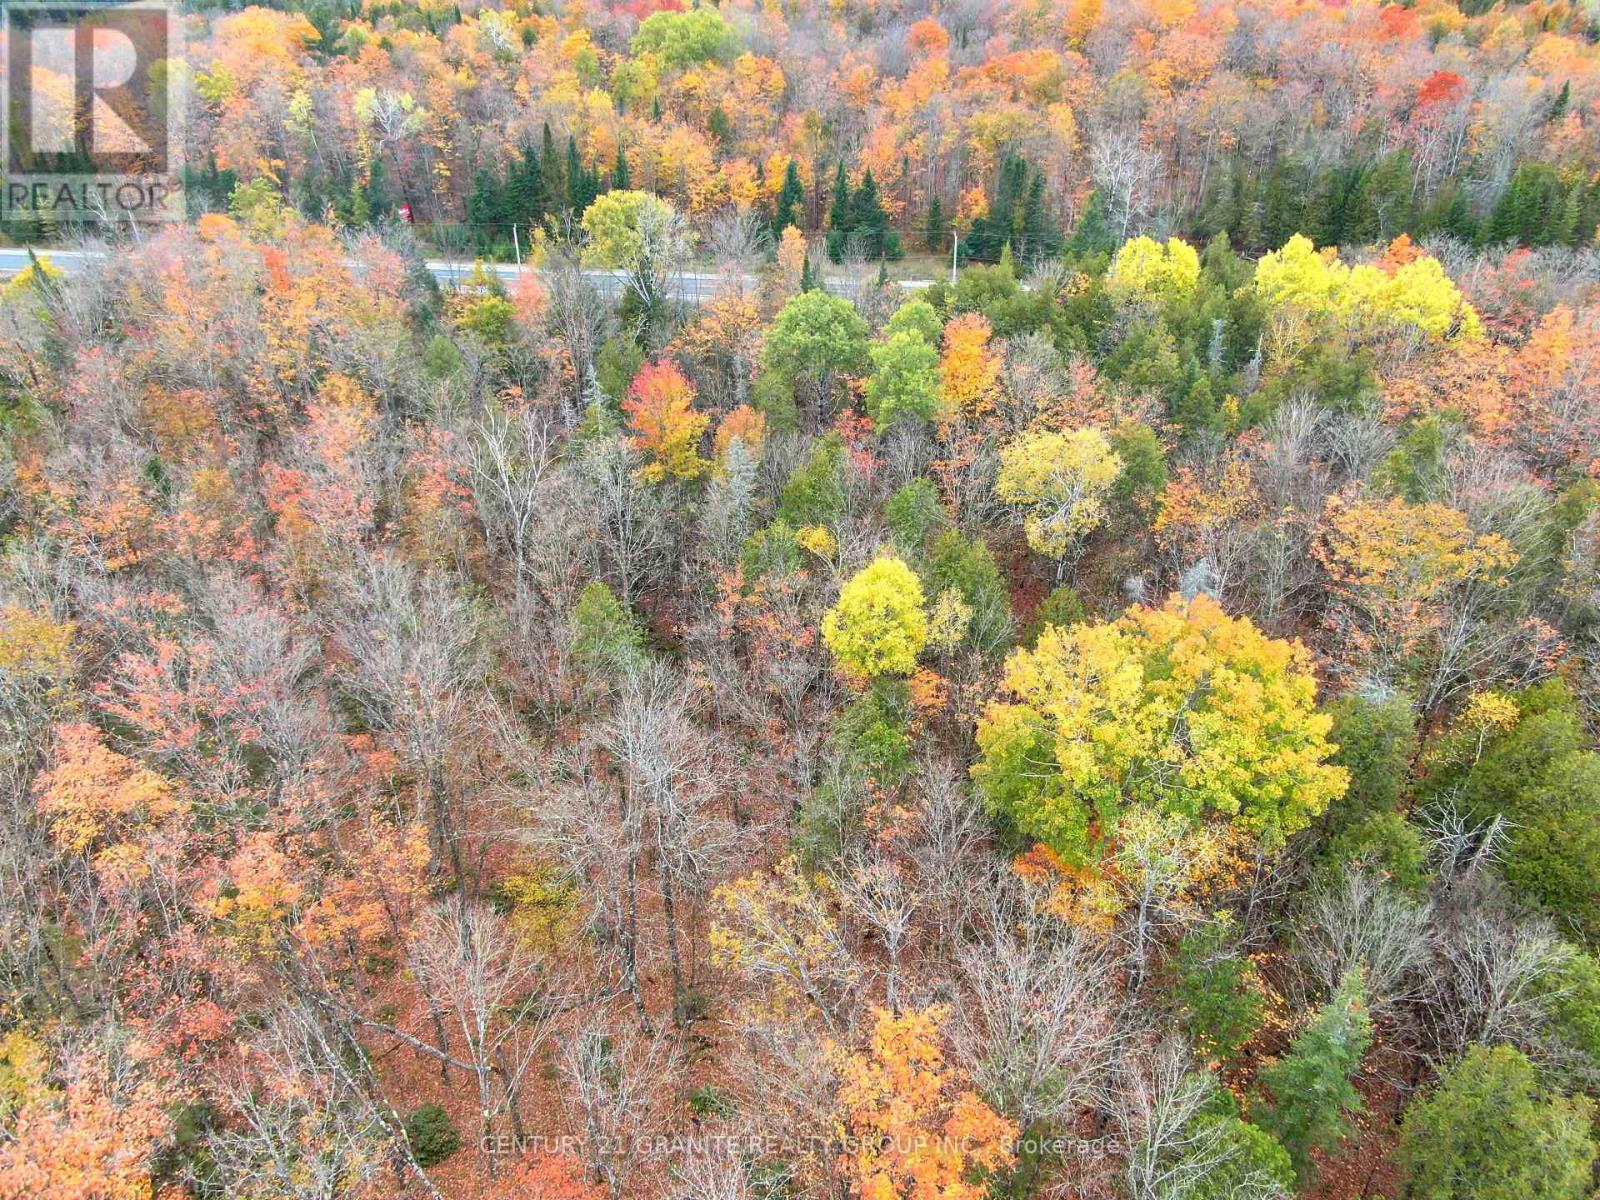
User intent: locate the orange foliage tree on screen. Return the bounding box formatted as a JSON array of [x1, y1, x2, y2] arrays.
[[833, 1005, 1017, 1200], [939, 314, 1001, 421], [623, 359, 712, 482]]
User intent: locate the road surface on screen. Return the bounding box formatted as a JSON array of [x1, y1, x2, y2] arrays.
[[0, 245, 932, 301]]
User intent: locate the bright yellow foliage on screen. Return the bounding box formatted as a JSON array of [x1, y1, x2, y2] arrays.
[[0, 607, 75, 685], [822, 556, 928, 678], [1107, 235, 1200, 300], [833, 1006, 1017, 1200], [1253, 234, 1482, 343], [973, 593, 1347, 864], [1319, 496, 1517, 607], [926, 588, 974, 650], [497, 860, 581, 951], [797, 524, 838, 558], [996, 427, 1123, 561]]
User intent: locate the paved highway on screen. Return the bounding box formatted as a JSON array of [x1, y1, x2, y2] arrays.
[[0, 245, 931, 301]]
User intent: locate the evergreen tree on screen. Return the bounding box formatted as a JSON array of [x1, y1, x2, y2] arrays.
[[468, 166, 507, 245], [965, 155, 1050, 262], [1065, 189, 1115, 257], [1256, 969, 1373, 1182], [1419, 179, 1477, 242], [364, 156, 392, 221], [851, 169, 888, 257], [1556, 180, 1583, 246], [1261, 158, 1312, 248], [827, 161, 854, 261], [1357, 151, 1415, 242], [612, 145, 630, 191], [1020, 169, 1059, 259], [565, 136, 596, 213], [541, 123, 564, 210], [1485, 163, 1565, 246], [923, 193, 945, 252], [828, 161, 852, 233], [507, 145, 546, 227], [1400, 1044, 1597, 1200], [348, 171, 371, 227], [773, 158, 805, 234], [1550, 79, 1572, 120], [1313, 162, 1368, 247]]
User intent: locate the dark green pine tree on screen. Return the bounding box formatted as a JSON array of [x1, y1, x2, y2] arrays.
[[541, 123, 564, 211], [773, 158, 805, 234], [468, 166, 507, 247], [923, 192, 945, 251], [851, 169, 888, 258], [1020, 169, 1058, 259], [1065, 188, 1114, 257], [1550, 79, 1572, 120], [1314, 163, 1368, 247], [1485, 163, 1564, 246], [507, 145, 546, 227], [1419, 178, 1476, 242], [365, 156, 392, 221], [1556, 179, 1583, 246], [613, 145, 630, 191], [1261, 158, 1312, 248], [1256, 969, 1373, 1183], [828, 161, 852, 233], [1355, 151, 1415, 243], [966, 154, 1029, 261], [827, 161, 854, 261], [1199, 155, 1250, 246], [565, 136, 589, 212]]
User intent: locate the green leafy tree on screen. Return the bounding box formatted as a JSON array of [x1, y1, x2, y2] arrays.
[[630, 7, 737, 68], [884, 478, 950, 554], [570, 581, 647, 679], [1324, 693, 1418, 832], [863, 331, 943, 430], [776, 434, 847, 528], [1400, 1044, 1597, 1200], [1318, 811, 1431, 896], [1256, 968, 1372, 1180], [762, 291, 870, 422], [884, 298, 941, 345], [1421, 681, 1600, 940], [1172, 917, 1264, 1062], [579, 189, 680, 272], [924, 529, 1014, 659]]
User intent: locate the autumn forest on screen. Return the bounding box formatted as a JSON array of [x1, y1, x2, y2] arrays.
[[4, 0, 1600, 1198]]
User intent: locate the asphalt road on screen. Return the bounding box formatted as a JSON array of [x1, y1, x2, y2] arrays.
[[0, 245, 931, 301]]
